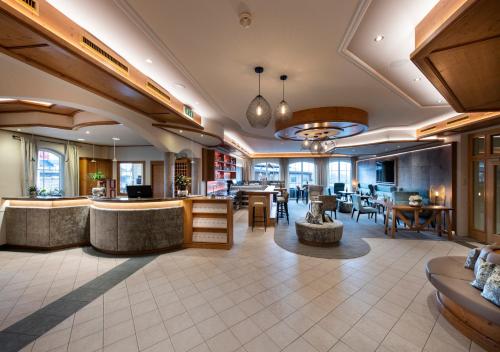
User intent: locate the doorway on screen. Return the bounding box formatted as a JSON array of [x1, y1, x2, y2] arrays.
[[469, 129, 500, 243], [151, 161, 164, 198]]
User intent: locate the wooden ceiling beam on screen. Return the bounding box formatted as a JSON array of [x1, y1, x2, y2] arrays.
[[0, 0, 203, 129]]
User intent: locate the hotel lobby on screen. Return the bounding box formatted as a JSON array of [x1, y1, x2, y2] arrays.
[[0, 0, 499, 351]]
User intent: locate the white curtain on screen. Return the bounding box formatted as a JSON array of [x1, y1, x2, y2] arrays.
[[315, 158, 328, 190], [280, 158, 289, 189], [21, 137, 37, 196], [64, 143, 79, 196], [243, 158, 251, 183]]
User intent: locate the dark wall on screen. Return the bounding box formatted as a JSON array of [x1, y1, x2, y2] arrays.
[[356, 145, 453, 205]]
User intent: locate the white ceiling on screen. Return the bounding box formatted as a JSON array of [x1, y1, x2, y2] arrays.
[[45, 0, 454, 153], [3, 125, 149, 146]]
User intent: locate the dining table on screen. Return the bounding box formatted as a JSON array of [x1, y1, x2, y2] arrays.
[[338, 191, 354, 201], [386, 204, 454, 240]]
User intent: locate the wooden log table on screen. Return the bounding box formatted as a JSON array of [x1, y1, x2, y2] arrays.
[[386, 205, 454, 240]]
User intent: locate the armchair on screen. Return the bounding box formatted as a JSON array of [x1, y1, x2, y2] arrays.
[[319, 195, 337, 219], [351, 194, 378, 223]]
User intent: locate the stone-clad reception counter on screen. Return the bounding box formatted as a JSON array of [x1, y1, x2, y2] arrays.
[[0, 196, 233, 253], [90, 198, 184, 254]]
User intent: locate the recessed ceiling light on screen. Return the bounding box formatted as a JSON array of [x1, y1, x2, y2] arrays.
[[0, 98, 16, 103], [195, 101, 200, 105], [179, 130, 183, 133], [145, 58, 153, 64], [112, 137, 120, 141], [16, 128, 21, 131], [437, 98, 444, 103], [85, 130, 90, 134], [374, 34, 384, 42], [413, 77, 421, 82], [175, 83, 186, 89], [200, 134, 204, 137], [77, 138, 85, 141]]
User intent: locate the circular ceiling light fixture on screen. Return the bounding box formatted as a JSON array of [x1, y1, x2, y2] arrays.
[[239, 12, 252, 28], [275, 107, 368, 144], [413, 77, 421, 82], [374, 34, 384, 42], [275, 75, 292, 121], [246, 66, 271, 128]]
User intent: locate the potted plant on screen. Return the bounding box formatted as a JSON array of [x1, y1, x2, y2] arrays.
[[88, 170, 105, 181], [175, 175, 191, 197], [28, 185, 38, 198], [409, 194, 423, 207]]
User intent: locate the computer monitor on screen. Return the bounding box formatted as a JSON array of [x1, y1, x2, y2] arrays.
[[126, 185, 153, 198]]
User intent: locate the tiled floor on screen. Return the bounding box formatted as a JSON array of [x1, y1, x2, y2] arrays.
[[0, 207, 485, 352]]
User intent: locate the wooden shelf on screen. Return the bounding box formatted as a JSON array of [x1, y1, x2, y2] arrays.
[[192, 212, 227, 217], [192, 227, 228, 233]]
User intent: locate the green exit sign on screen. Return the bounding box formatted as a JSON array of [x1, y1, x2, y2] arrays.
[[184, 105, 194, 118]]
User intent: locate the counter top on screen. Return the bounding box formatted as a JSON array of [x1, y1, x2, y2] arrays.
[[245, 186, 278, 194], [2, 196, 88, 201]]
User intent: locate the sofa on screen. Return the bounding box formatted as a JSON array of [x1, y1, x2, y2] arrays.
[[426, 247, 500, 351]]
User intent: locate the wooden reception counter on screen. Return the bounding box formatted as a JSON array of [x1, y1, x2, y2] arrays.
[[1, 196, 233, 253]]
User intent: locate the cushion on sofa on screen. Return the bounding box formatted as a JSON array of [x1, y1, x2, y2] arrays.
[[426, 256, 474, 281], [471, 258, 496, 290], [482, 266, 500, 307], [464, 248, 480, 269], [429, 274, 500, 325], [487, 251, 500, 265]]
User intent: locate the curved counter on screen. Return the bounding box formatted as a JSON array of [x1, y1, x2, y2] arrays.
[[90, 199, 184, 254], [2, 197, 91, 249]]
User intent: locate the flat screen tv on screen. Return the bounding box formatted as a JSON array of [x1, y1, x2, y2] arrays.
[[376, 160, 395, 184], [127, 185, 153, 198]]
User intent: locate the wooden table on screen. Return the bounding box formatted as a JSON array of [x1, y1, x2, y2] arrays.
[[338, 191, 354, 201], [387, 205, 454, 240]]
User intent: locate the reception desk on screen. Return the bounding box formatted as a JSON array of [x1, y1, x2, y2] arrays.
[[1, 196, 234, 253], [1, 197, 91, 249], [90, 198, 184, 254]]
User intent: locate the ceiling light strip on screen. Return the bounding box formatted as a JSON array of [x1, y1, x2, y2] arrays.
[[359, 143, 451, 161]]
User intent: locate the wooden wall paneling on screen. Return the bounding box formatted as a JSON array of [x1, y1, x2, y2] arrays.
[[411, 0, 500, 112], [79, 157, 112, 195], [151, 160, 164, 198]]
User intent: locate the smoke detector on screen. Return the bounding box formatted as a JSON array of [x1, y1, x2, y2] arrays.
[[239, 12, 252, 28]]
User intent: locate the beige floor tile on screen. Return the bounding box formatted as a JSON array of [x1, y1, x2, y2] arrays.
[[266, 321, 299, 349], [244, 333, 280, 352], [206, 330, 241, 352], [196, 315, 227, 340], [302, 324, 338, 352], [135, 322, 169, 351], [103, 335, 138, 352], [230, 318, 262, 345], [170, 326, 204, 352]]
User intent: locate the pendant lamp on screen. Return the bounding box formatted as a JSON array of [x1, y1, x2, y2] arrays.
[[246, 66, 271, 128], [275, 75, 292, 121]]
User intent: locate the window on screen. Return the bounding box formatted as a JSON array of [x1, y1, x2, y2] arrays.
[[253, 162, 280, 181], [288, 161, 315, 187], [118, 161, 145, 194], [37, 149, 63, 193], [328, 160, 352, 190]]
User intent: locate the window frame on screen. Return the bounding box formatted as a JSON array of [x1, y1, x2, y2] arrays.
[[253, 161, 280, 181], [288, 160, 315, 187], [328, 159, 352, 190], [117, 161, 146, 195], [36, 148, 64, 193]]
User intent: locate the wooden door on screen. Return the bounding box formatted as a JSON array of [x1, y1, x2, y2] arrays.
[[486, 160, 500, 244], [151, 161, 165, 198]]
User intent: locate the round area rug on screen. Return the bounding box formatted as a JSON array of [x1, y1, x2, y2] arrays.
[[274, 201, 447, 259]]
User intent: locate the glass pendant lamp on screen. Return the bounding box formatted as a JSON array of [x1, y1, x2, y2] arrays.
[[246, 66, 271, 128], [301, 139, 311, 150], [275, 75, 292, 121]]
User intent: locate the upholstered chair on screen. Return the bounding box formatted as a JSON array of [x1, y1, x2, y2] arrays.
[[351, 194, 378, 223], [318, 195, 337, 219]]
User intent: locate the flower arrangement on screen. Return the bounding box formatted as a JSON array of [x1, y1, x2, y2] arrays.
[[88, 170, 105, 181], [28, 185, 38, 198], [175, 175, 191, 191], [409, 194, 423, 207]]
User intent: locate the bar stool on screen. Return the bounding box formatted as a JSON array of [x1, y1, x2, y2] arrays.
[[276, 190, 289, 224], [252, 196, 267, 232]]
